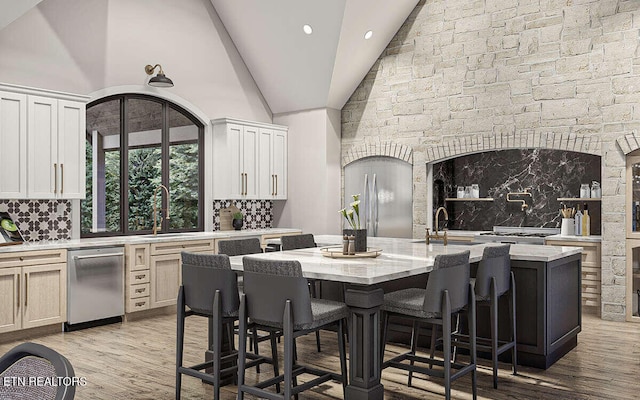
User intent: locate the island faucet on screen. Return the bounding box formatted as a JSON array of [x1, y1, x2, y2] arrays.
[[426, 206, 449, 245], [152, 184, 170, 235]]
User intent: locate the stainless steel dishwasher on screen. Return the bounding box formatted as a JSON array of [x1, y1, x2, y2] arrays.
[[66, 247, 125, 330]]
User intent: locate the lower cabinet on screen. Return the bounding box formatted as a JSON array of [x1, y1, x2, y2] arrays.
[[0, 250, 67, 333], [126, 240, 214, 313]]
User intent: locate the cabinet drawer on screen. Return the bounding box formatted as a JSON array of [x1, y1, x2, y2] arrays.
[[0, 249, 66, 268], [129, 283, 150, 299], [129, 270, 150, 284], [127, 297, 150, 312], [151, 240, 214, 255]]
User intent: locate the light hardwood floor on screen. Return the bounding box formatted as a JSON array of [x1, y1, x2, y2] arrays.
[[1, 312, 638, 399]]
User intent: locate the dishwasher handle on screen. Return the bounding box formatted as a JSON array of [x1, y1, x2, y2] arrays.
[[73, 252, 124, 261]]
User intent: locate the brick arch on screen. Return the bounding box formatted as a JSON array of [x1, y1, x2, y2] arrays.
[[424, 132, 602, 163], [342, 142, 413, 167], [616, 131, 640, 155]]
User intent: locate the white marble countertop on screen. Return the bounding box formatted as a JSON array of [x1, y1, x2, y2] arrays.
[[229, 235, 582, 285], [544, 234, 602, 243], [0, 228, 303, 253]]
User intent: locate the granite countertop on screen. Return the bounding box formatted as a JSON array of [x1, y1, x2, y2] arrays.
[[230, 235, 582, 285], [0, 228, 303, 254], [544, 234, 602, 243]]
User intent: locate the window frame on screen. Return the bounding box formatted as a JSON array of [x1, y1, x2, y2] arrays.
[[82, 94, 204, 237]]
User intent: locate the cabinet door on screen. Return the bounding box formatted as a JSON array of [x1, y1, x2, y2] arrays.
[[58, 100, 86, 199], [126, 244, 150, 272], [22, 263, 67, 329], [258, 128, 274, 198], [27, 95, 58, 199], [0, 92, 27, 199], [227, 123, 244, 198], [149, 254, 181, 308], [272, 130, 287, 199], [242, 125, 259, 198], [0, 268, 21, 333]]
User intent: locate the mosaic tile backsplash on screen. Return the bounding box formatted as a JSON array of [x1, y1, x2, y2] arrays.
[[432, 149, 602, 234], [213, 200, 273, 230], [0, 200, 72, 242]]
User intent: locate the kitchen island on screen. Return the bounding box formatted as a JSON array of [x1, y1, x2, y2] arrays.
[[228, 235, 582, 400]]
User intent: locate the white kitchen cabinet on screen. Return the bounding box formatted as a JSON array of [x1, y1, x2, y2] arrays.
[[0, 83, 88, 200], [0, 91, 28, 198], [212, 120, 259, 199], [27, 96, 86, 199], [258, 127, 287, 199], [212, 118, 288, 200]]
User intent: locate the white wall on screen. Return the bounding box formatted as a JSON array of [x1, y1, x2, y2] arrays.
[[0, 0, 271, 122], [273, 108, 342, 234]]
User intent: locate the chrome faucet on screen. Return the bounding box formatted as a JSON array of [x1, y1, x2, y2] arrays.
[[152, 184, 170, 235], [426, 206, 449, 245]]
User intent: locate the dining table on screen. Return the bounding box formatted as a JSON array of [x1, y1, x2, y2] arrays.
[[227, 234, 583, 400]]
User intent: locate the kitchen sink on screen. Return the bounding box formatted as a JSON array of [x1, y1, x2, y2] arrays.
[[411, 239, 477, 246]]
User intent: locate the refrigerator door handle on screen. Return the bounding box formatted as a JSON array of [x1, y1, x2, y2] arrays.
[[363, 174, 369, 231], [372, 173, 378, 236]]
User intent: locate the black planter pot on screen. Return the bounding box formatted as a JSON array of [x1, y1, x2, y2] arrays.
[[232, 218, 243, 230], [343, 228, 367, 252]]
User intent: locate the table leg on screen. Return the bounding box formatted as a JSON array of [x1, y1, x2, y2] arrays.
[[345, 287, 385, 400]]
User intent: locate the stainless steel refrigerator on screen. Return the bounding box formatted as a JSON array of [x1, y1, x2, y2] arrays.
[[344, 156, 413, 238]]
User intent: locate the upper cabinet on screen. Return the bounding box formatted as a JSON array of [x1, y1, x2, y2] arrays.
[[258, 127, 287, 199], [212, 118, 288, 200], [0, 83, 88, 200]]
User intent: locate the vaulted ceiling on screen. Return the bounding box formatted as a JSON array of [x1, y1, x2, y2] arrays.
[[210, 0, 419, 114], [1, 0, 419, 115]]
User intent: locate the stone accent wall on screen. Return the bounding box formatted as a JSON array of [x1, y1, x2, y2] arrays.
[[342, 0, 640, 321]]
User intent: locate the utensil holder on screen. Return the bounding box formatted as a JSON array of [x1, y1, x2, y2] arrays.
[[561, 218, 574, 236]]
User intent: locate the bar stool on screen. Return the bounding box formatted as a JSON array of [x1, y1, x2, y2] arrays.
[[176, 252, 274, 400], [466, 244, 517, 389], [237, 256, 349, 400], [280, 234, 323, 352], [380, 251, 477, 400]]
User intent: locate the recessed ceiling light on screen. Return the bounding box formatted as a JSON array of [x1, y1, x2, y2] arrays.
[[303, 24, 313, 35], [364, 30, 373, 40]]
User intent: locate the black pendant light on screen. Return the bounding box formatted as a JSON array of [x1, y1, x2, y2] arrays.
[[145, 64, 174, 87]]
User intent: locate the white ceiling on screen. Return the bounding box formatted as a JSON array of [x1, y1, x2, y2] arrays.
[[210, 0, 419, 114], [0, 0, 43, 31]]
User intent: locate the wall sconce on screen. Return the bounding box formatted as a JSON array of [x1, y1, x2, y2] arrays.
[[144, 64, 174, 87]]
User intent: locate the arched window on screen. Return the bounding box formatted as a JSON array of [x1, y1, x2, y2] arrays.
[[82, 94, 204, 236]]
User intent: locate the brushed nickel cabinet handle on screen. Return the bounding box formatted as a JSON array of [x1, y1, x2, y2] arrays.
[[240, 173, 244, 196], [24, 274, 27, 307], [135, 288, 145, 293], [16, 274, 20, 309], [275, 175, 278, 196], [135, 301, 145, 307], [271, 175, 274, 196], [135, 274, 145, 280], [61, 164, 64, 194], [54, 163, 58, 194]]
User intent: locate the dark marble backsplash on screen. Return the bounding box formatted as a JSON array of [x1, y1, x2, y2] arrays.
[[432, 149, 601, 234]]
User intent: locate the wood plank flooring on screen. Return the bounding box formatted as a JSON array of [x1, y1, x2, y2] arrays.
[[1, 312, 638, 399]]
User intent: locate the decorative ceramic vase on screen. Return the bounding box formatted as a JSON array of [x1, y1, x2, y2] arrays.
[[343, 228, 367, 252], [232, 218, 243, 230]]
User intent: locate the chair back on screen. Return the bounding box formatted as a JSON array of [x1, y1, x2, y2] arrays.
[[242, 256, 313, 328], [218, 238, 263, 256], [280, 234, 316, 251], [475, 244, 511, 298], [0, 342, 75, 400], [422, 251, 470, 314], [180, 252, 239, 316]]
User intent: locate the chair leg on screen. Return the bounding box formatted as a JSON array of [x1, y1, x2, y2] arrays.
[[269, 332, 281, 393], [337, 319, 348, 395], [213, 291, 223, 400], [252, 326, 260, 373], [176, 288, 185, 400], [469, 286, 478, 400], [283, 301, 294, 400], [510, 272, 518, 376], [442, 293, 452, 400], [237, 296, 247, 400], [309, 281, 322, 353], [429, 324, 437, 369], [490, 279, 499, 389], [408, 320, 419, 387]]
